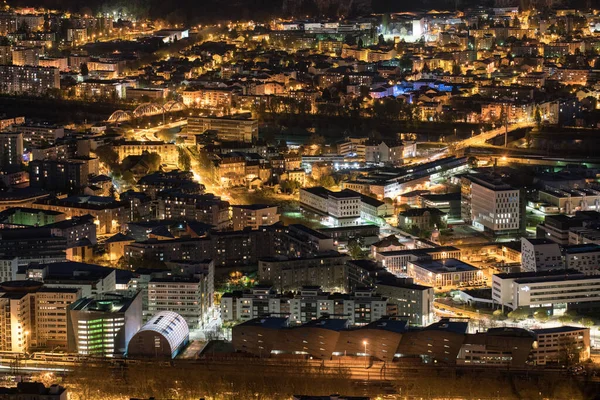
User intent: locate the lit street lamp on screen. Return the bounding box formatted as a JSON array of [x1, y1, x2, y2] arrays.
[[363, 340, 368, 368]]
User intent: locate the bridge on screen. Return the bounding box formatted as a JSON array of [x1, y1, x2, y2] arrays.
[[107, 100, 187, 124]]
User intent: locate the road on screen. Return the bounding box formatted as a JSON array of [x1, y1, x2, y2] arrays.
[[129, 119, 187, 141], [423, 122, 535, 161]]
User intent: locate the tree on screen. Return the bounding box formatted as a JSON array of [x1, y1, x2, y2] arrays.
[[347, 239, 364, 260], [534, 309, 549, 323], [307, 133, 326, 147], [558, 314, 573, 324], [507, 308, 529, 321], [94, 145, 119, 170], [467, 156, 478, 168], [80, 63, 89, 76], [141, 152, 161, 172], [534, 106, 542, 129], [492, 309, 506, 321], [452, 63, 462, 75], [177, 148, 191, 171], [580, 317, 595, 328], [320, 175, 335, 188]]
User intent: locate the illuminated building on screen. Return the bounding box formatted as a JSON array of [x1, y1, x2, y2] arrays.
[[0, 65, 59, 95], [0, 280, 81, 352], [67, 292, 142, 356], [127, 311, 189, 358]]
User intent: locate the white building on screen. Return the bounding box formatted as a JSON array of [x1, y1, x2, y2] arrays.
[[466, 174, 520, 234], [232, 204, 280, 230], [538, 188, 600, 215], [407, 258, 482, 288], [492, 271, 600, 311], [520, 238, 563, 273], [299, 187, 390, 226], [563, 244, 600, 275], [148, 275, 213, 329], [0, 257, 18, 282]]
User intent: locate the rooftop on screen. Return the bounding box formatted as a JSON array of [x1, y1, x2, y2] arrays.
[[409, 258, 479, 274]]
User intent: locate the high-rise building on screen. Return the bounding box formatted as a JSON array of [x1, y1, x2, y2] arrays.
[[29, 160, 90, 192], [462, 174, 521, 234], [67, 292, 143, 356], [0, 280, 81, 352], [0, 65, 60, 95], [11, 47, 40, 66], [147, 274, 213, 329], [0, 132, 23, 167]]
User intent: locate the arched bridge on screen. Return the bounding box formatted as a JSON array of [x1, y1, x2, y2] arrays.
[[107, 100, 187, 123]]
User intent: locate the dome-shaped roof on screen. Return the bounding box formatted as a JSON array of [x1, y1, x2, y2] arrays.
[[136, 311, 189, 354]]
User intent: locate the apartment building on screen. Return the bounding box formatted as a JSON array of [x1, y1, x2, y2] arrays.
[[0, 280, 81, 352], [221, 286, 387, 326], [258, 254, 352, 292], [0, 65, 59, 95], [232, 204, 280, 230], [0, 132, 23, 167]]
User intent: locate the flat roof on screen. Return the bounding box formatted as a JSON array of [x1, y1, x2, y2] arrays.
[[563, 244, 600, 254], [410, 258, 478, 273], [533, 326, 588, 335]]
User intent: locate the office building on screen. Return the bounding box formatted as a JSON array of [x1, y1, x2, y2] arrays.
[[563, 244, 600, 275], [374, 278, 434, 326], [0, 280, 81, 352], [407, 258, 482, 288], [187, 115, 258, 143], [520, 238, 563, 273], [375, 246, 461, 275], [531, 326, 590, 366], [17, 261, 117, 297], [148, 275, 213, 329], [300, 187, 392, 227], [232, 204, 280, 230], [67, 292, 143, 356], [127, 311, 189, 358], [492, 270, 600, 311], [462, 174, 521, 234]]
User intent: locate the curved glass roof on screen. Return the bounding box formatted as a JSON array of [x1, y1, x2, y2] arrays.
[[137, 311, 189, 352]]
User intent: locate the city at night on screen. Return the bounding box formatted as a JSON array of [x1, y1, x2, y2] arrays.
[[0, 0, 599, 398]]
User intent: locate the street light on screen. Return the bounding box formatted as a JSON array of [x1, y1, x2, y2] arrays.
[[363, 340, 368, 368]]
